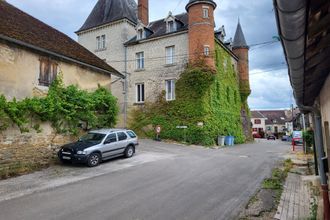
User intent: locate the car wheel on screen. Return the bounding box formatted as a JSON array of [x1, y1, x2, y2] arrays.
[[124, 145, 134, 158], [87, 153, 101, 167]]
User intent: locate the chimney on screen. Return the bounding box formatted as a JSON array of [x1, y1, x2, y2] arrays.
[[138, 0, 149, 26]]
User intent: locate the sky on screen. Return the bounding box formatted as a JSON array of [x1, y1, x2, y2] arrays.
[[6, 0, 295, 110]]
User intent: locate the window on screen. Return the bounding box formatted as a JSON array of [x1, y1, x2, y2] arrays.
[[104, 133, 117, 143], [96, 35, 106, 50], [136, 83, 145, 103], [137, 29, 144, 40], [39, 58, 58, 86], [165, 46, 175, 64], [136, 52, 144, 70], [254, 119, 261, 124], [204, 46, 210, 56], [165, 80, 175, 101], [127, 131, 137, 138], [167, 20, 175, 32], [203, 8, 209, 18], [117, 132, 128, 141]]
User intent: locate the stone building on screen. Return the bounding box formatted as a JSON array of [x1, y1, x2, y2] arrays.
[[77, 0, 251, 135]]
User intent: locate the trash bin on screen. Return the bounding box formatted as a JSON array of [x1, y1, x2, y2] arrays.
[[230, 136, 235, 146], [217, 136, 225, 146], [225, 136, 231, 146]]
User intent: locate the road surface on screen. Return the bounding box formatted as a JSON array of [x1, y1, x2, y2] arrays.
[[0, 139, 288, 220]]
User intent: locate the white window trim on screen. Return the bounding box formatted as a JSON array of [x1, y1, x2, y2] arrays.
[[136, 83, 145, 103], [96, 34, 106, 51], [136, 52, 145, 70], [137, 28, 144, 40], [166, 20, 176, 33], [203, 8, 209, 18], [165, 79, 176, 101], [204, 45, 210, 56], [165, 46, 175, 65]]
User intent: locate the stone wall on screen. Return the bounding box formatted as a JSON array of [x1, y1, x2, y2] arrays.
[[0, 123, 76, 179]]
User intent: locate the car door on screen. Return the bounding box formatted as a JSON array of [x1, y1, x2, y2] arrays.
[[102, 133, 118, 158], [116, 131, 129, 154]]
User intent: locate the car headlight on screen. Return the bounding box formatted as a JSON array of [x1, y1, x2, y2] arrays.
[[77, 151, 87, 155]]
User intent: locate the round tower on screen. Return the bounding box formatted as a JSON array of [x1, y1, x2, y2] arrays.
[[232, 20, 250, 101], [186, 0, 217, 68]]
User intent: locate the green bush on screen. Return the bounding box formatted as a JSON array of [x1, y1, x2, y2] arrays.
[[0, 75, 118, 135]]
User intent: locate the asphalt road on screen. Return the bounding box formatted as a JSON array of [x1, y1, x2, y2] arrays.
[[0, 139, 289, 220]]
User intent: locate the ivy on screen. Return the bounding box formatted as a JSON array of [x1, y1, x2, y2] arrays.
[[0, 75, 118, 135], [130, 42, 247, 146]]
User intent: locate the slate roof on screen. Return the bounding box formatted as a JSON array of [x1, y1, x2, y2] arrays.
[[257, 110, 288, 125], [0, 1, 122, 78], [186, 0, 217, 10], [233, 20, 248, 49], [125, 13, 189, 45], [77, 0, 137, 33]]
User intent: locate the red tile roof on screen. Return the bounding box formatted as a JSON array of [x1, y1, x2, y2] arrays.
[[0, 1, 123, 78]]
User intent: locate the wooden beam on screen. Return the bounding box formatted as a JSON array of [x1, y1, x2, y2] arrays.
[[306, 31, 330, 59], [305, 47, 330, 70], [308, 12, 330, 39]]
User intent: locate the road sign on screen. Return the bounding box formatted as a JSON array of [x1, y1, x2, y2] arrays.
[[156, 125, 161, 134]]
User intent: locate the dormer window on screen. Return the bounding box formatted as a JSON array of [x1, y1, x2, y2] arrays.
[[167, 21, 175, 32], [137, 28, 144, 40]]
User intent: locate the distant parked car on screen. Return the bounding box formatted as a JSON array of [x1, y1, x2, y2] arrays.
[[58, 129, 138, 167], [253, 133, 262, 139], [267, 135, 276, 140], [281, 135, 289, 141]]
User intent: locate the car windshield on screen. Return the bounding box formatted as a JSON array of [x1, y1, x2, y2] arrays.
[[79, 133, 106, 143]]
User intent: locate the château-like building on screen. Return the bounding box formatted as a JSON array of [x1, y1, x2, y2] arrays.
[[77, 0, 251, 138]]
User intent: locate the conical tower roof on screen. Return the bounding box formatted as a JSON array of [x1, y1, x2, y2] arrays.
[[233, 20, 248, 49], [77, 0, 137, 33], [186, 0, 217, 11]]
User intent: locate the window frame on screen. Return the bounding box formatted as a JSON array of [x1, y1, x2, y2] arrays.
[[203, 8, 209, 18], [165, 46, 175, 65], [96, 34, 106, 50], [204, 46, 210, 56], [136, 83, 145, 103], [104, 133, 117, 144], [165, 79, 176, 101], [167, 20, 176, 33], [117, 132, 128, 141], [136, 52, 145, 70], [137, 29, 144, 40], [254, 119, 261, 125], [38, 58, 58, 87]]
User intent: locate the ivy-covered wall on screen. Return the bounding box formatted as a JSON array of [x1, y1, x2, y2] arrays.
[[130, 41, 246, 146]]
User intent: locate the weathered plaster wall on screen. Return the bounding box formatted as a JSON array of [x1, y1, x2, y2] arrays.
[[320, 75, 330, 157], [0, 41, 112, 101]]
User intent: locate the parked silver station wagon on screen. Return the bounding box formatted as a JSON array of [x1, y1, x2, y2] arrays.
[[58, 129, 138, 167]]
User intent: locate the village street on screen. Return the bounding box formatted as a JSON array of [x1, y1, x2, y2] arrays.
[[0, 139, 289, 220]]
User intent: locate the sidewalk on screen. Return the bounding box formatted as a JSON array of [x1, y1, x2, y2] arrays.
[[274, 148, 318, 220]]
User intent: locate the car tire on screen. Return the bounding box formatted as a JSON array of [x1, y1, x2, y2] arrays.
[[124, 145, 134, 158], [87, 153, 101, 167]]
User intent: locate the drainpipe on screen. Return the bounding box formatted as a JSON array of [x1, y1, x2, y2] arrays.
[[124, 46, 128, 129], [301, 106, 330, 219]]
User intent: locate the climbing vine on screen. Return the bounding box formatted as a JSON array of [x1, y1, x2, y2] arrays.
[[0, 75, 118, 135], [130, 42, 246, 146]]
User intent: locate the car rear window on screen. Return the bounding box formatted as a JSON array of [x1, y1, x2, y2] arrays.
[[117, 132, 127, 141], [127, 131, 137, 138]]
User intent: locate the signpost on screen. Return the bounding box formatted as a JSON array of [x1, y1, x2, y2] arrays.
[[155, 125, 161, 141], [176, 126, 188, 143]]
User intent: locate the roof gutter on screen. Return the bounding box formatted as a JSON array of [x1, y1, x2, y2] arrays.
[[0, 34, 125, 79], [273, 0, 307, 107]]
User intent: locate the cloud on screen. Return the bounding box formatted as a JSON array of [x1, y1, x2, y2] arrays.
[[6, 0, 293, 109]]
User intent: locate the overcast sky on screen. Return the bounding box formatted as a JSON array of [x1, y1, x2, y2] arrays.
[[7, 0, 294, 110]]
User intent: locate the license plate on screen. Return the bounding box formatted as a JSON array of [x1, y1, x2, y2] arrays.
[[62, 156, 71, 160]]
